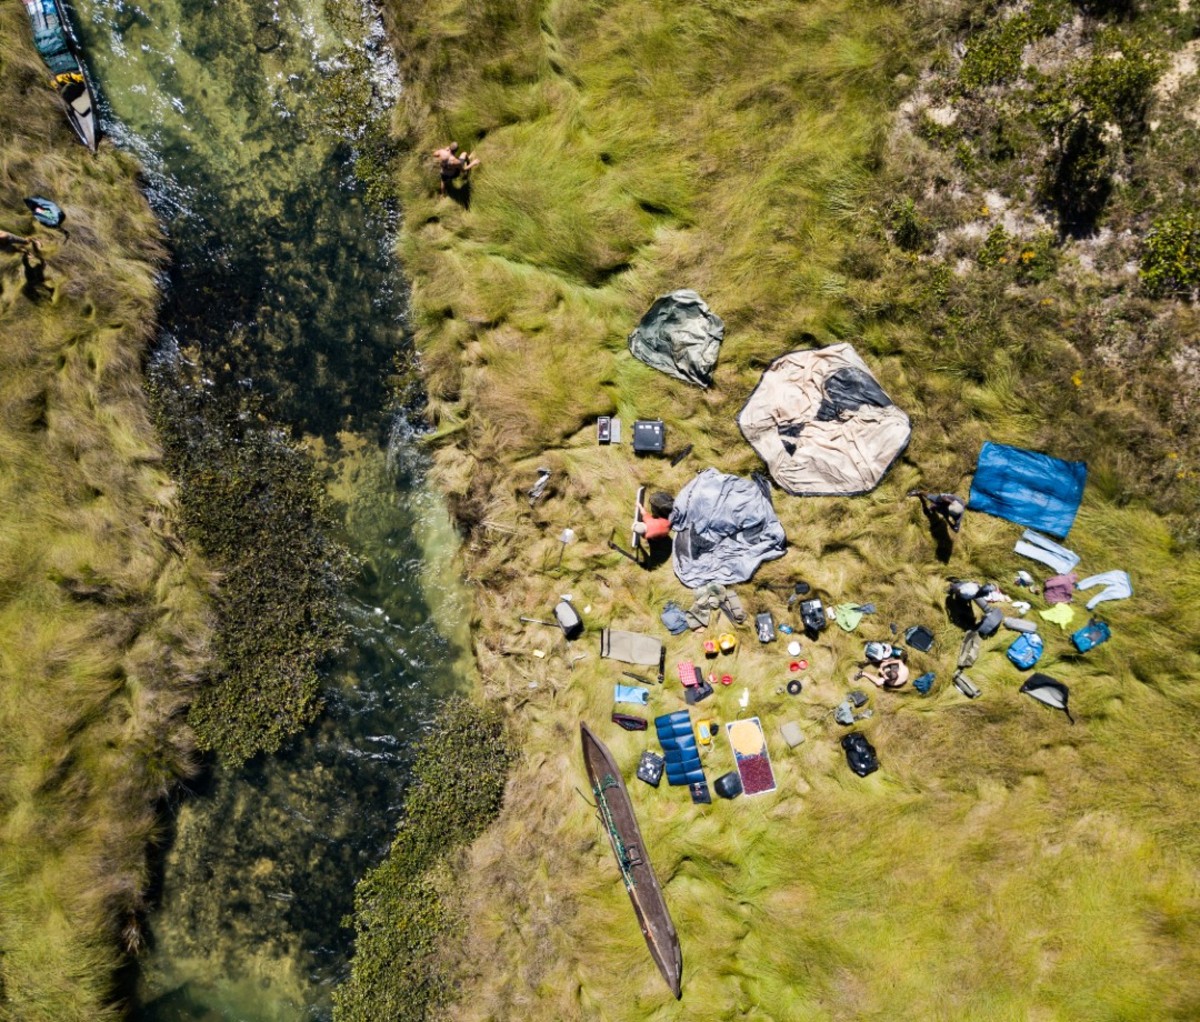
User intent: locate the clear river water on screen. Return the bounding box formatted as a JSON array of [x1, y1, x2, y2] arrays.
[[70, 1, 470, 1018]]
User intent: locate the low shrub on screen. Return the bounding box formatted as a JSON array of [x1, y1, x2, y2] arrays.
[[1076, 30, 1163, 138], [887, 196, 935, 252], [1140, 209, 1200, 298], [958, 0, 1066, 89]]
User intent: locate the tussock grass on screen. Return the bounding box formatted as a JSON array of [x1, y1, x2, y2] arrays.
[[0, 7, 212, 1019], [342, 0, 1200, 1017]]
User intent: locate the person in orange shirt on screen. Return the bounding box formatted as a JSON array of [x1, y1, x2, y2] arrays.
[[633, 500, 672, 541]]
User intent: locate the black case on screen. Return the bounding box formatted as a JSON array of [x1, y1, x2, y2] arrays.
[[632, 419, 665, 453], [636, 750, 664, 787], [977, 606, 1003, 638], [714, 771, 743, 799], [800, 598, 827, 634]]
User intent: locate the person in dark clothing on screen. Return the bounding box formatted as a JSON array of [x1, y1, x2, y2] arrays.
[[910, 490, 966, 533]]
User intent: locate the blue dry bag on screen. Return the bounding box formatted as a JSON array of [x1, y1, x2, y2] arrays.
[[1071, 619, 1111, 653], [1006, 632, 1044, 670]]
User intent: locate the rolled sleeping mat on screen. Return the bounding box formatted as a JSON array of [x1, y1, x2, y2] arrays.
[[1004, 617, 1039, 633]]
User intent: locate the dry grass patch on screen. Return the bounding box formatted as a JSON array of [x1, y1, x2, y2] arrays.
[[0, 7, 211, 1018]]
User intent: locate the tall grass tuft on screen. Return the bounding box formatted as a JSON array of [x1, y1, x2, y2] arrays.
[[0, 6, 212, 1018], [344, 0, 1200, 1017]]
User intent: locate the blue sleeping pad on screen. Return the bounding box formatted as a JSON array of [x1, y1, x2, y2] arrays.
[[655, 710, 706, 786]]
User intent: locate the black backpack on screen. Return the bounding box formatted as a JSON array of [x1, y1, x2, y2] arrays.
[[841, 732, 879, 777]]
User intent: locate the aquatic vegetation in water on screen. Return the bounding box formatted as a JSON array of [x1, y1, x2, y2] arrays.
[[334, 698, 514, 1022], [149, 379, 353, 765]]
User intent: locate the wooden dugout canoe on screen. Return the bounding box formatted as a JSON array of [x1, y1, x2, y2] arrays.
[[580, 722, 683, 999], [22, 0, 99, 151]]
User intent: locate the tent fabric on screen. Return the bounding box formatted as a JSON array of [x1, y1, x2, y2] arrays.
[[670, 468, 786, 589], [655, 711, 706, 786], [627, 290, 724, 388], [968, 442, 1087, 538], [737, 344, 911, 496]]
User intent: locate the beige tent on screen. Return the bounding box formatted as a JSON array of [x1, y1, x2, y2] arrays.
[[737, 344, 910, 496]]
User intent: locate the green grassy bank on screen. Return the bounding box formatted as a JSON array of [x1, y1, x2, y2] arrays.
[[0, 11, 212, 1020], [342, 0, 1200, 1018]]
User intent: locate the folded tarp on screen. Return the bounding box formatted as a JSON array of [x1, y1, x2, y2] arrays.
[[671, 468, 786, 589], [737, 344, 911, 495], [628, 290, 724, 387], [655, 710, 706, 786], [600, 628, 663, 666], [968, 442, 1087, 539]]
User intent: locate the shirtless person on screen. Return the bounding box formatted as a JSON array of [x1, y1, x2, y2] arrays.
[[0, 230, 36, 252], [433, 142, 481, 195], [857, 657, 909, 690]]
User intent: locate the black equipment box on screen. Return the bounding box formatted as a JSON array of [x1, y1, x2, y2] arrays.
[[636, 751, 665, 787], [799, 597, 827, 635], [632, 419, 665, 454]]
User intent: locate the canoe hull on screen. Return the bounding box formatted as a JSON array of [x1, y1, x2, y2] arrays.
[[56, 73, 98, 151], [580, 722, 683, 999], [22, 0, 100, 151]]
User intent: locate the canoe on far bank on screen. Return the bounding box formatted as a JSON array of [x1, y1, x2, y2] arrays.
[[22, 0, 99, 151], [580, 721, 683, 1000]]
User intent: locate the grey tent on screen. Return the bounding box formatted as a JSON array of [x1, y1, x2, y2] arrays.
[[670, 469, 786, 588], [628, 290, 724, 387], [737, 344, 910, 496]]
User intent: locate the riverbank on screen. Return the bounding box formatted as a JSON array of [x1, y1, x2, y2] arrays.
[[343, 0, 1200, 1017], [0, 10, 212, 1020]]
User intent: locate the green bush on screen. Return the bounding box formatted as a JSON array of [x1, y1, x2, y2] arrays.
[[887, 196, 935, 252], [978, 223, 1012, 266], [334, 698, 514, 1022], [1140, 210, 1200, 297], [958, 0, 1066, 89], [959, 18, 1031, 88], [1076, 30, 1163, 137], [1013, 230, 1060, 284]]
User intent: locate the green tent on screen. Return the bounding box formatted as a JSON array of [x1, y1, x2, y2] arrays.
[[628, 290, 724, 388]]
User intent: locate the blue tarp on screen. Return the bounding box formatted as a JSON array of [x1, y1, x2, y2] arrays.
[[655, 710, 705, 787], [26, 0, 79, 77], [968, 442, 1087, 539]]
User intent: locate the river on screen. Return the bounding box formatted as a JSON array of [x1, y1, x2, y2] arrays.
[[70, 1, 469, 1019]]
